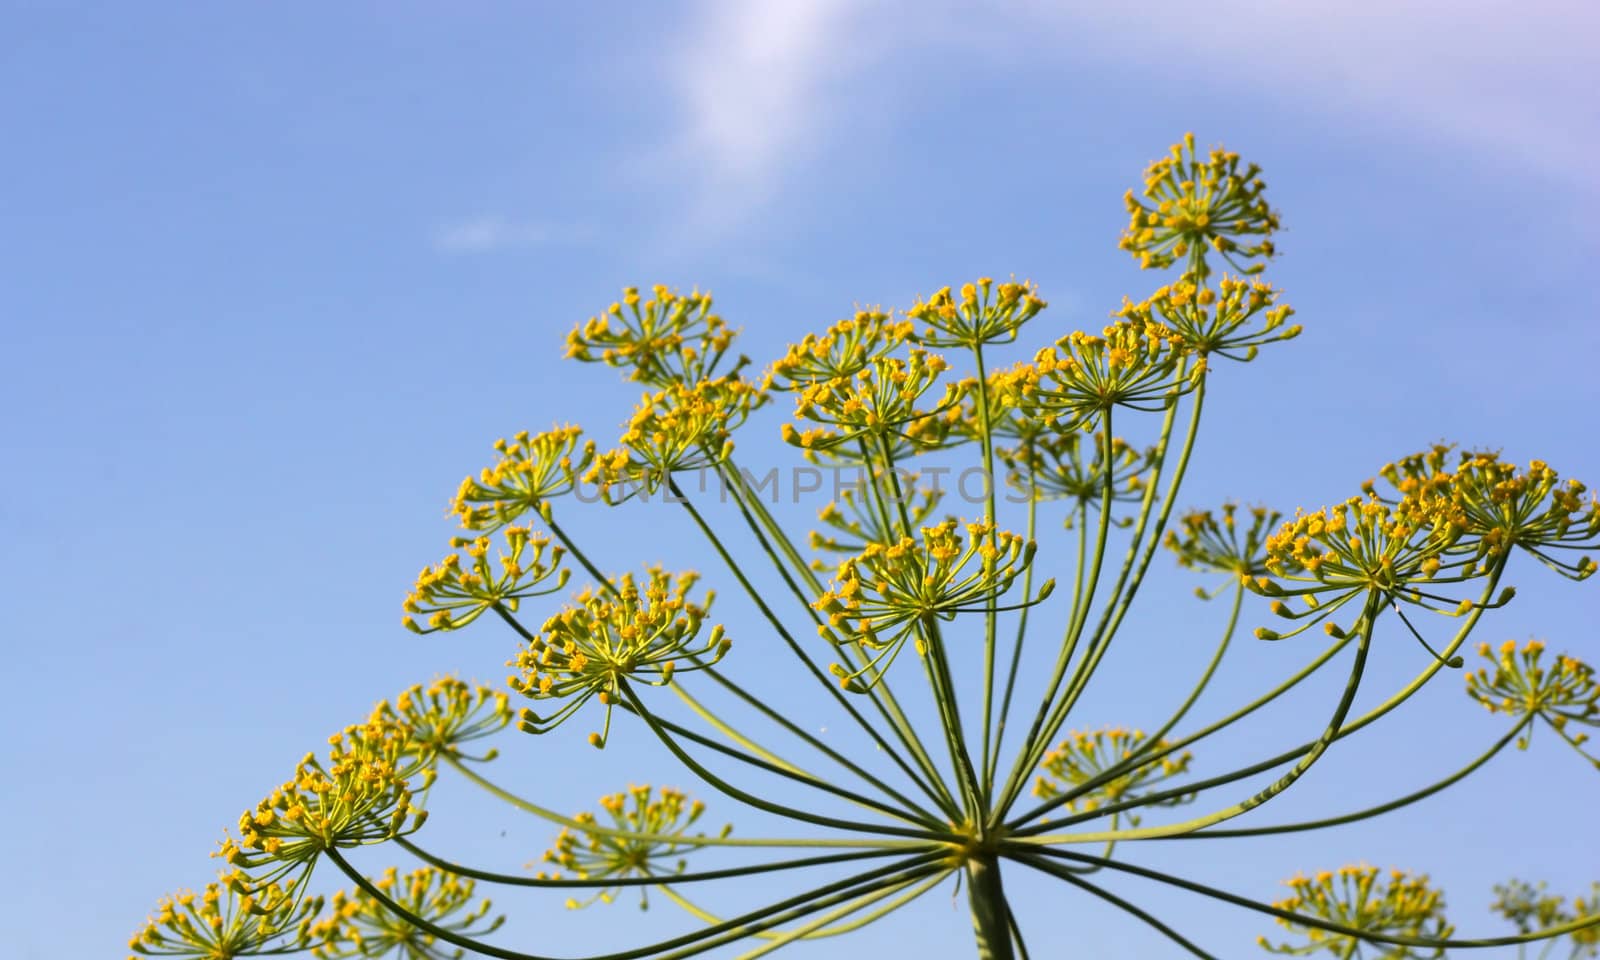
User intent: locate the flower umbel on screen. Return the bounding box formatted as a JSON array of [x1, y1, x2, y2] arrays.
[[371, 677, 513, 766], [129, 879, 320, 960], [1122, 275, 1300, 361], [404, 526, 569, 634], [540, 786, 727, 910], [908, 277, 1047, 348], [587, 377, 765, 502], [509, 569, 730, 747], [1032, 727, 1194, 820], [566, 285, 739, 388], [1466, 640, 1599, 759], [1261, 866, 1451, 959], [450, 425, 595, 532], [813, 519, 1046, 690], [781, 351, 958, 453], [763, 309, 914, 391], [312, 866, 502, 960], [1121, 133, 1279, 279]]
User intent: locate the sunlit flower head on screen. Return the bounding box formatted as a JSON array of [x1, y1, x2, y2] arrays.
[[509, 569, 729, 747], [1031, 727, 1194, 820], [999, 319, 1197, 433], [1260, 865, 1450, 959], [130, 878, 320, 960], [813, 519, 1047, 691], [1122, 276, 1300, 361], [1252, 493, 1503, 642], [587, 376, 765, 502], [311, 866, 502, 960], [1445, 453, 1598, 578], [907, 277, 1047, 348], [370, 677, 513, 766], [450, 425, 595, 532], [763, 309, 914, 391], [781, 350, 959, 453], [404, 526, 569, 634], [566, 285, 740, 387], [1122, 133, 1279, 279], [539, 785, 727, 910], [218, 719, 429, 890]]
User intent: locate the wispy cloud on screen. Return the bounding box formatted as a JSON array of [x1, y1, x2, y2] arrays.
[[432, 216, 591, 253], [663, 0, 1598, 230]]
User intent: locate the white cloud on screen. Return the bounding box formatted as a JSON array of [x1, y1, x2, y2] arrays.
[[664, 0, 1598, 228], [433, 216, 588, 253]]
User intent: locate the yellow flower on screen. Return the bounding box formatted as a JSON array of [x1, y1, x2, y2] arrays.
[[369, 677, 513, 766], [220, 719, 429, 893], [450, 425, 595, 532], [540, 785, 728, 910], [311, 866, 501, 960], [781, 351, 959, 454], [809, 483, 944, 558], [1000, 319, 1197, 434], [1166, 502, 1290, 583], [1032, 727, 1194, 820], [1121, 133, 1279, 279], [763, 309, 914, 391], [566, 285, 740, 387], [1122, 275, 1300, 361], [403, 525, 568, 634], [509, 569, 730, 747], [129, 877, 320, 960], [1001, 432, 1151, 518], [813, 519, 1047, 690], [587, 376, 765, 501], [907, 277, 1047, 348], [1466, 640, 1599, 756], [1262, 865, 1450, 959]]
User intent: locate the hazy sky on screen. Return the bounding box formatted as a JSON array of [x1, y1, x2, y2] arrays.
[[4, 2, 1599, 958]]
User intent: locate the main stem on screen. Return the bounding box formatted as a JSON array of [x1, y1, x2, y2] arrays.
[[967, 856, 1017, 960]]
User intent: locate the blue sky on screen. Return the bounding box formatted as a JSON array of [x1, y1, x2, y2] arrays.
[[3, 2, 1599, 958]]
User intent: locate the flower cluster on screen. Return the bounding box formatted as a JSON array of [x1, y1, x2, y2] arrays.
[[763, 309, 914, 391], [566, 285, 739, 387], [1121, 276, 1299, 362], [1000, 432, 1150, 517], [311, 867, 502, 960], [1261, 866, 1451, 959], [1031, 727, 1194, 819], [1121, 133, 1279, 279], [1466, 641, 1598, 753], [450, 426, 595, 532], [781, 351, 958, 453], [218, 720, 430, 889], [129, 879, 320, 960], [1166, 503, 1287, 585], [1000, 320, 1197, 433], [1253, 494, 1473, 640], [587, 377, 765, 501], [1491, 879, 1600, 954], [509, 569, 729, 747], [404, 526, 569, 634], [907, 277, 1047, 348], [371, 677, 513, 766], [813, 519, 1044, 690], [540, 786, 726, 909]]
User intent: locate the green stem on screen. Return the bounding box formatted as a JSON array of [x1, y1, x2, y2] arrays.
[[966, 856, 1016, 960], [1012, 852, 1219, 959]]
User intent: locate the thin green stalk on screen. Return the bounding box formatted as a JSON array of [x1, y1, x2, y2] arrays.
[[670, 479, 959, 817], [1012, 852, 1220, 959], [444, 753, 924, 850], [971, 342, 1002, 811], [989, 452, 1039, 791], [1014, 591, 1378, 843], [1177, 716, 1531, 839], [394, 836, 905, 888], [622, 680, 957, 842], [326, 847, 948, 960]]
